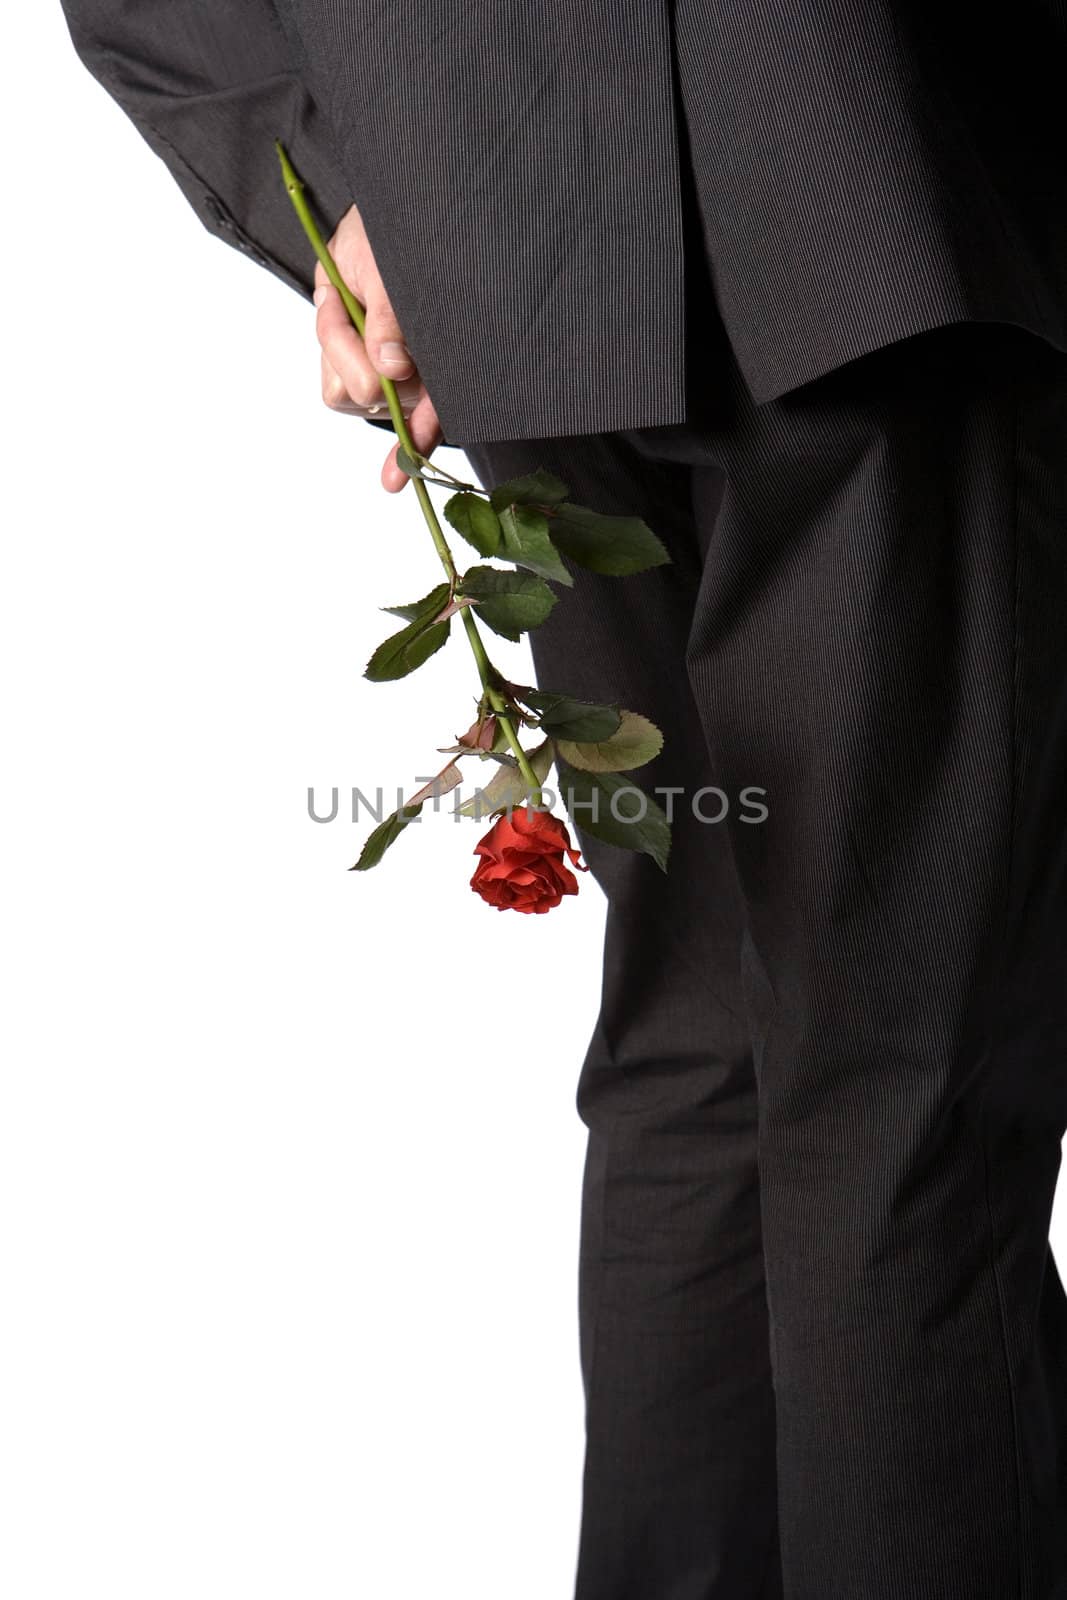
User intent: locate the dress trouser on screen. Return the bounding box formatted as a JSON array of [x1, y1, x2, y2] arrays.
[[464, 315, 1067, 1600]]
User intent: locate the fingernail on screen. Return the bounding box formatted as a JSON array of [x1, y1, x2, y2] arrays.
[[378, 340, 411, 370], [313, 285, 328, 307]]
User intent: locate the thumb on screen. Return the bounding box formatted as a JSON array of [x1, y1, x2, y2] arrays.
[[362, 263, 415, 382]]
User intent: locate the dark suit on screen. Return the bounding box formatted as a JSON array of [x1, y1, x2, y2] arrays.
[[61, 4, 1067, 1596], [61, 1, 1067, 445]]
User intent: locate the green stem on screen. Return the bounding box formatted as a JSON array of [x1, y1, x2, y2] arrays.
[[277, 142, 544, 805], [460, 611, 541, 785]]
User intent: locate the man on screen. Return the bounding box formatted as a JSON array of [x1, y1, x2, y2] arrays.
[[60, 3, 1067, 1595]]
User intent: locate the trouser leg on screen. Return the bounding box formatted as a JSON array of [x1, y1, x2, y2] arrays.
[[465, 434, 782, 1599], [638, 322, 1067, 1598]]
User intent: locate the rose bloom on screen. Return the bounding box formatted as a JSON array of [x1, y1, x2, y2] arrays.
[[470, 806, 587, 913]]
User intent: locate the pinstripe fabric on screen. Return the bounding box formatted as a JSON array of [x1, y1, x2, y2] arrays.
[[467, 315, 1067, 1599], [62, 1, 1067, 445], [668, 0, 1067, 405], [291, 0, 687, 441], [60, 0, 356, 297]]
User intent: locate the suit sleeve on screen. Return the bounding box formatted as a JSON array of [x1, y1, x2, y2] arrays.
[[59, 0, 354, 298]]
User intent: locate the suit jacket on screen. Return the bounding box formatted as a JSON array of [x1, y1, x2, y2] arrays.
[[61, 1, 1067, 447]]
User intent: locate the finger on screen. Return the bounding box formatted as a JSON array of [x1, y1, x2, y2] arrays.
[[314, 283, 383, 411], [320, 351, 426, 425], [320, 351, 361, 414], [361, 262, 416, 383], [382, 391, 443, 494]]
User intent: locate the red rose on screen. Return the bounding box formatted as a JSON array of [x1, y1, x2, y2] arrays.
[[470, 806, 588, 913]]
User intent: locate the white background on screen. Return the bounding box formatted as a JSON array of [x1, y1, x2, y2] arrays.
[[3, 9, 595, 1598], [3, 9, 1064, 1600]]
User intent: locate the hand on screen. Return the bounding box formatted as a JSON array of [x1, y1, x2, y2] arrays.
[[313, 204, 443, 494]]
